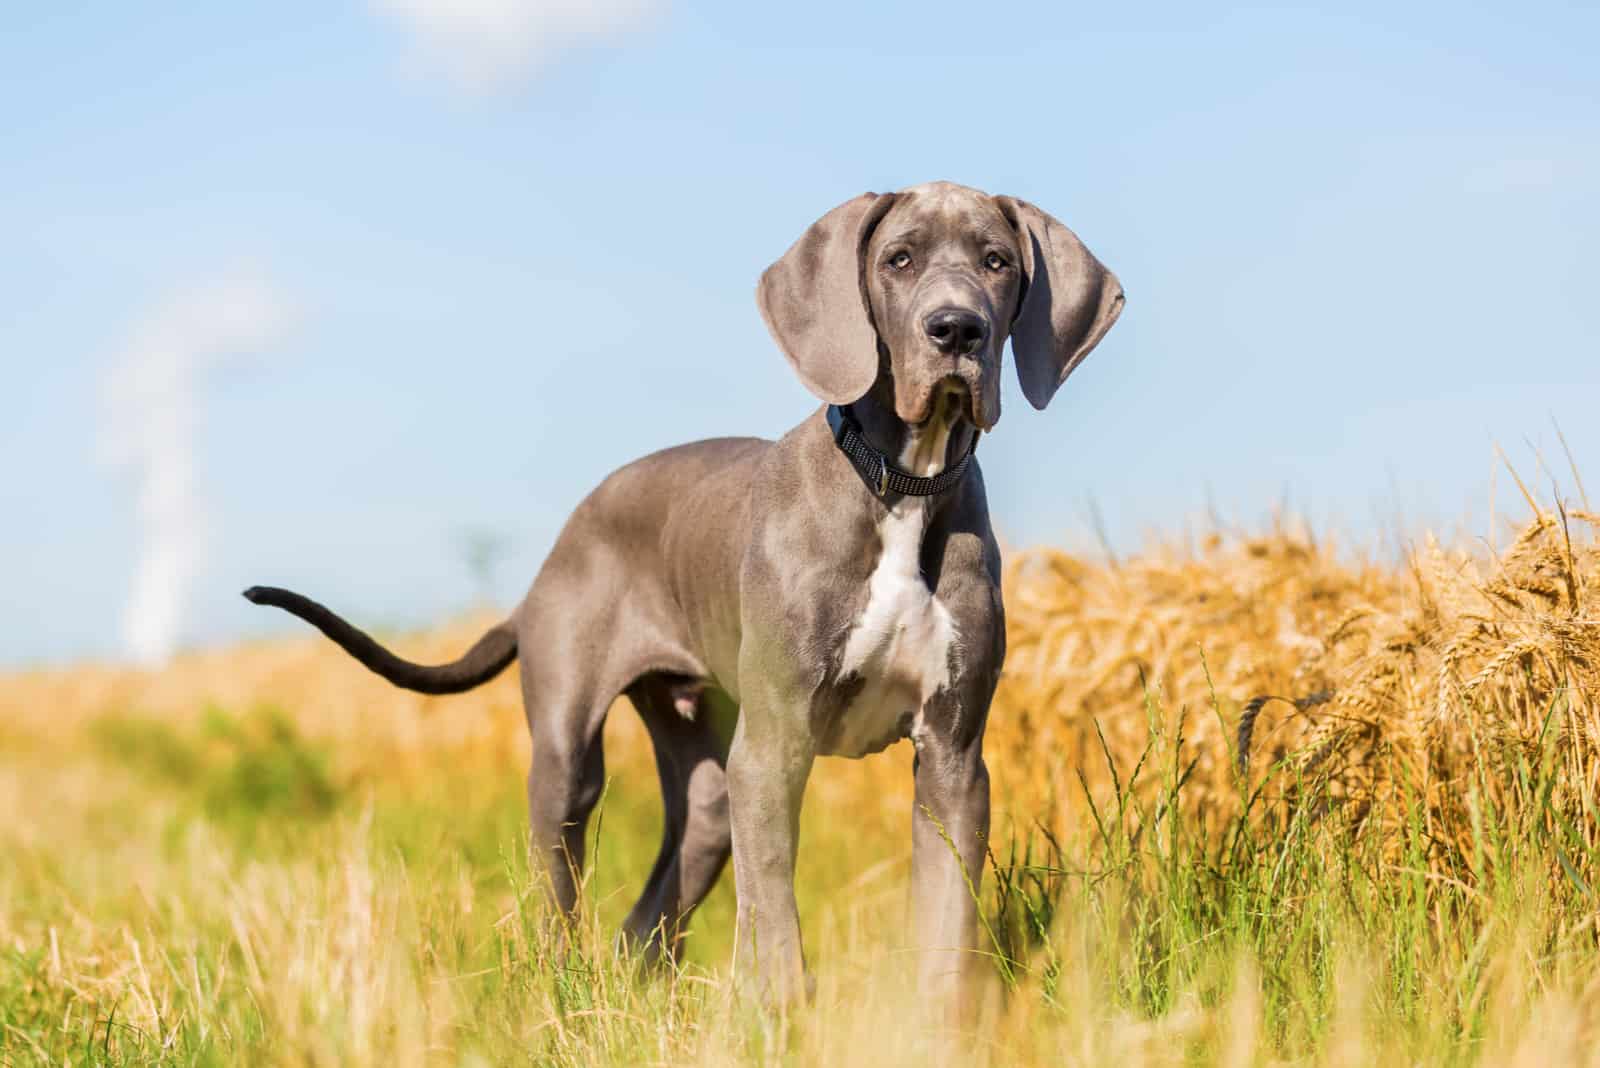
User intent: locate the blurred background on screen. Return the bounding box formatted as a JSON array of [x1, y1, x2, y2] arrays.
[[4, 1, 1596, 667]]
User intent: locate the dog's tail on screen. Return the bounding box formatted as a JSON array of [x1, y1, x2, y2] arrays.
[[242, 586, 517, 695]]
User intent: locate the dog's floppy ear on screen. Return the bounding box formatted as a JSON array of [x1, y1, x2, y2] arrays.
[[996, 196, 1126, 410], [757, 192, 896, 405]]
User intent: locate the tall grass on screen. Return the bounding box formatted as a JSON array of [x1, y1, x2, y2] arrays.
[[1, 502, 1596, 1065]]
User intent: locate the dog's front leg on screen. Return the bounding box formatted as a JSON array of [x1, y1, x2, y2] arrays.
[[726, 675, 814, 1005], [910, 718, 991, 1003]]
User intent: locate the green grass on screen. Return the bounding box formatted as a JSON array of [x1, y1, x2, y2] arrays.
[[3, 691, 1598, 1066]]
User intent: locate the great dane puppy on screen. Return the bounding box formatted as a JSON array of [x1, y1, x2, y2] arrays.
[[245, 181, 1123, 1003]]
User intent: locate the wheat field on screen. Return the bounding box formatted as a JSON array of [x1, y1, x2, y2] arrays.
[[2, 491, 1598, 1065]]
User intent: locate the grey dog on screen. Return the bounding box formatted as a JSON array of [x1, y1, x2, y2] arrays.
[[245, 181, 1124, 1003]]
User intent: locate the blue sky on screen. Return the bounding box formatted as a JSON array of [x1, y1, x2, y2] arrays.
[[3, 2, 1597, 666]]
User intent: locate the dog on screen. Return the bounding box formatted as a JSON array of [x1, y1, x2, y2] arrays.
[[245, 181, 1124, 1003]]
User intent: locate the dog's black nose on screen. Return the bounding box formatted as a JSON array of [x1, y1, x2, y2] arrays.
[[924, 308, 988, 356]]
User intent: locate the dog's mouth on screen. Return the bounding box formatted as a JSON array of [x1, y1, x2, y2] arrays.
[[917, 377, 975, 430], [894, 378, 974, 476]]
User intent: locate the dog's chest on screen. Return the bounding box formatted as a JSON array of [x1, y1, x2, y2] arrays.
[[829, 501, 959, 757]]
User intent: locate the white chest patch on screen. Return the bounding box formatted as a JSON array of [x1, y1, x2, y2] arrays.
[[830, 413, 963, 757]]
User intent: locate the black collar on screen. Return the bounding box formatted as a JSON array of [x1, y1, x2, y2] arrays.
[[826, 404, 977, 499]]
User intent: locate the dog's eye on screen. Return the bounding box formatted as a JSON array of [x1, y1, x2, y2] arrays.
[[985, 252, 1008, 271], [888, 251, 913, 271]]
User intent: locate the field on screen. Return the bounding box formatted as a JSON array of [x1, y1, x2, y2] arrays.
[[2, 492, 1598, 1066]]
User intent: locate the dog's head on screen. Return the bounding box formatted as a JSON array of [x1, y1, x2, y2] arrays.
[[758, 181, 1125, 431]]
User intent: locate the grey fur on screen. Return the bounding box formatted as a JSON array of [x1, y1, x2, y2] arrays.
[[246, 181, 1124, 1005]]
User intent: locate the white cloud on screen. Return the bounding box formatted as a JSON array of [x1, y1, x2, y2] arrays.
[[372, 0, 663, 94], [99, 272, 295, 666]]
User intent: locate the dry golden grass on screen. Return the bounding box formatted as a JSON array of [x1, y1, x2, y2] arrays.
[[4, 501, 1596, 877], [995, 505, 1600, 877], [2, 497, 1598, 1065]]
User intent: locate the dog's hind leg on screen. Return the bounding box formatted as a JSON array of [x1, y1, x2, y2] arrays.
[[518, 645, 612, 919], [621, 676, 733, 964], [665, 736, 732, 954], [623, 676, 688, 956], [509, 492, 718, 935]]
